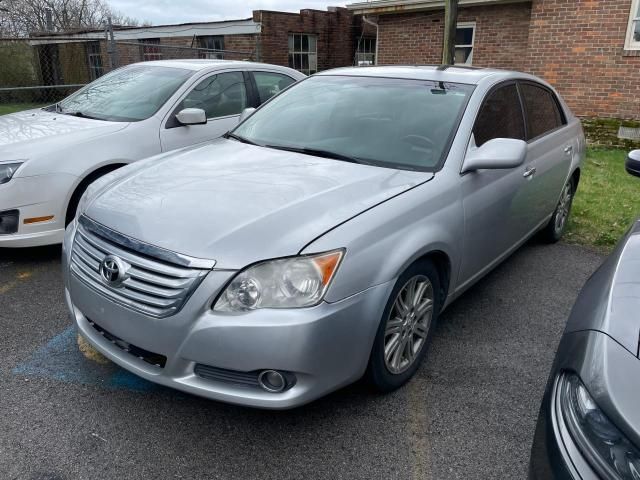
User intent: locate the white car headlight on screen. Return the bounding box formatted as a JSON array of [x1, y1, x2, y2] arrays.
[[0, 162, 23, 185], [213, 250, 344, 312]]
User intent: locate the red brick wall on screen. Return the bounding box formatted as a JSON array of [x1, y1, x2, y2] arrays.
[[254, 8, 359, 71], [376, 3, 532, 70], [526, 0, 640, 119]]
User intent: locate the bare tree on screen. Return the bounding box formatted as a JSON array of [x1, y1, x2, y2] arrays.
[[0, 0, 142, 37]]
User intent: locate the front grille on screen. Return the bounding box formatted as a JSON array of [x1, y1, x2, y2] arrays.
[[88, 318, 167, 368], [70, 216, 212, 318], [194, 364, 261, 389]]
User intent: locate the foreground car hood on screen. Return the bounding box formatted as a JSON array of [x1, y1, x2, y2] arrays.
[[86, 139, 432, 268], [0, 109, 127, 157], [566, 219, 640, 355]]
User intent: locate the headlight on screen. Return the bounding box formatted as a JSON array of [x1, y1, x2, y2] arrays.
[[213, 250, 344, 312], [559, 373, 640, 479], [0, 162, 23, 185]]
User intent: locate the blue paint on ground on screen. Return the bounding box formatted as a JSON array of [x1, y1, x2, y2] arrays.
[[13, 325, 161, 392]]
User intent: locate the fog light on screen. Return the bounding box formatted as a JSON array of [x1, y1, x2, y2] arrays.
[[0, 209, 19, 235], [258, 370, 286, 393]]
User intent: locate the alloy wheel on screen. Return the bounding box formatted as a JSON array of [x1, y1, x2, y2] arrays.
[[554, 181, 573, 235], [383, 275, 434, 375]]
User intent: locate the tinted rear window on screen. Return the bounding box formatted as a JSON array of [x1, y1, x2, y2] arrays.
[[520, 83, 565, 140]]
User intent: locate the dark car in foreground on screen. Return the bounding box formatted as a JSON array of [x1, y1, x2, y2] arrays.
[[529, 150, 640, 479]]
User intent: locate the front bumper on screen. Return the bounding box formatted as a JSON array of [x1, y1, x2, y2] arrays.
[[0, 173, 76, 247], [529, 331, 640, 479], [62, 225, 393, 409]]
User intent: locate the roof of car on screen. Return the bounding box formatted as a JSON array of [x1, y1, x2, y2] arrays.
[[131, 59, 294, 72], [315, 65, 521, 85]]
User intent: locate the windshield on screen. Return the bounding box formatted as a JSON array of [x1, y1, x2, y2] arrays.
[[55, 65, 193, 122], [233, 75, 474, 171]]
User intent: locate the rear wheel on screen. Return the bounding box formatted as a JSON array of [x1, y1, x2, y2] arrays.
[[540, 178, 574, 243], [367, 260, 441, 392]]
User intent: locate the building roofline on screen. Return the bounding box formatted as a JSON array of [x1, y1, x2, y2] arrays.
[[29, 18, 258, 39], [346, 0, 529, 15]]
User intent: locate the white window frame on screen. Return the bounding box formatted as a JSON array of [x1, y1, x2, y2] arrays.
[[455, 22, 476, 66], [288, 33, 318, 75], [356, 37, 377, 66], [625, 0, 640, 50]]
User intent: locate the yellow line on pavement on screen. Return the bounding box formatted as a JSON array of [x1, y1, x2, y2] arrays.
[[407, 374, 432, 480], [0, 270, 33, 294]]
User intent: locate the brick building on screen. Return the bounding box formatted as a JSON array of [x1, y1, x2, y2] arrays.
[[347, 0, 640, 134], [27, 8, 364, 86]]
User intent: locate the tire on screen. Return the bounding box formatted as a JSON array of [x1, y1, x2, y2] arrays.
[[366, 259, 441, 392], [540, 177, 575, 243]]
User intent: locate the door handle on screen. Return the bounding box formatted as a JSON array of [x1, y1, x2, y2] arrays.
[[523, 166, 537, 178], [564, 145, 573, 155]]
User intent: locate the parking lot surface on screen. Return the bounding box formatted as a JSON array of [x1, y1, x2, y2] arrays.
[[0, 241, 603, 480]]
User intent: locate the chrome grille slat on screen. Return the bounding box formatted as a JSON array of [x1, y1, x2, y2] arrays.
[[76, 228, 200, 279], [70, 216, 211, 318]]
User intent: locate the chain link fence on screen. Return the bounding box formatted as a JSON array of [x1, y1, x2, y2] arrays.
[[0, 37, 255, 112]]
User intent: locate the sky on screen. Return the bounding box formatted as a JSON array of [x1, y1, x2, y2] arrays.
[[108, 0, 350, 26]]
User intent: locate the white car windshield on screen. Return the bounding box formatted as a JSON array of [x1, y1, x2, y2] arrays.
[[53, 65, 193, 122], [233, 75, 474, 171]]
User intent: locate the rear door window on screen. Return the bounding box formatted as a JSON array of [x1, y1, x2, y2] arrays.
[[473, 83, 525, 147], [519, 83, 566, 140], [252, 71, 296, 104]]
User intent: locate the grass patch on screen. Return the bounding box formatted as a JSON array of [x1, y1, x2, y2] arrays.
[[0, 103, 46, 115], [566, 149, 640, 250]]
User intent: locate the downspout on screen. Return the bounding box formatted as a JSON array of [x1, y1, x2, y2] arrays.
[[362, 15, 379, 65]]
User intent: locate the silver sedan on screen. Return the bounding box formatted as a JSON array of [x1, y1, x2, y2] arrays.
[[63, 66, 584, 409]]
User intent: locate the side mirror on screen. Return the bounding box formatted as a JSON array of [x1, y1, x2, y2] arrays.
[[175, 108, 207, 126], [239, 107, 256, 123], [462, 138, 527, 173], [626, 150, 640, 178]]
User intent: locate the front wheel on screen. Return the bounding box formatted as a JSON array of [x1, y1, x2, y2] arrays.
[[366, 260, 441, 392], [540, 178, 574, 243]]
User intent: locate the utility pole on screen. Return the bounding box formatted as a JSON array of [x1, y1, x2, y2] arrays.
[[106, 17, 119, 69], [442, 0, 458, 65]]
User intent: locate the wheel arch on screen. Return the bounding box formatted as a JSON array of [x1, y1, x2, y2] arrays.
[[64, 162, 127, 225]]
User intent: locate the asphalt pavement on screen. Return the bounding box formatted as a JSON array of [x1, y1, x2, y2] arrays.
[[0, 241, 604, 480]]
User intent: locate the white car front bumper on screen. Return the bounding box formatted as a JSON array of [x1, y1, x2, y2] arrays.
[[0, 173, 76, 247]]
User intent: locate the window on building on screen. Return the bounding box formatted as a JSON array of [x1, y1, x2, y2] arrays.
[[288, 33, 317, 75], [455, 23, 475, 66], [519, 83, 566, 140], [198, 36, 224, 59], [86, 41, 104, 80], [626, 0, 640, 49], [473, 84, 525, 147], [140, 38, 162, 61], [252, 71, 296, 103], [356, 37, 376, 66], [180, 71, 248, 119]]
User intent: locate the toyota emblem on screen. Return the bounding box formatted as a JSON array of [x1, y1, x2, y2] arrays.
[[99, 255, 128, 287]]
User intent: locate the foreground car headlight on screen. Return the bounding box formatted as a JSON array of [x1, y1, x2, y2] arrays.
[[214, 250, 344, 312], [0, 162, 23, 185], [559, 373, 640, 479]]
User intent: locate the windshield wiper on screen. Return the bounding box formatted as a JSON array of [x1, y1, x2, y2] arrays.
[[63, 111, 100, 120], [264, 145, 371, 165], [224, 132, 258, 145]]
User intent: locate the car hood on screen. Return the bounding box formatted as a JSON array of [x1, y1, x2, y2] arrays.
[[0, 109, 127, 158], [85, 139, 432, 268], [566, 219, 640, 356]]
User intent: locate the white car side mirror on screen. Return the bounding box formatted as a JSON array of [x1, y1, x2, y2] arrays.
[[462, 138, 527, 173], [175, 108, 207, 126], [239, 107, 256, 123]]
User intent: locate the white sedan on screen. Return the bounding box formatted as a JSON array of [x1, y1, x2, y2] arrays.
[[0, 60, 304, 247]]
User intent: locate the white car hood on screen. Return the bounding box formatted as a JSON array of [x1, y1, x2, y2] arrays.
[[0, 109, 127, 160]]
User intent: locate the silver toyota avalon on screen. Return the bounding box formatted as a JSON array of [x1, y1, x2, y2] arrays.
[[62, 66, 584, 409]]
